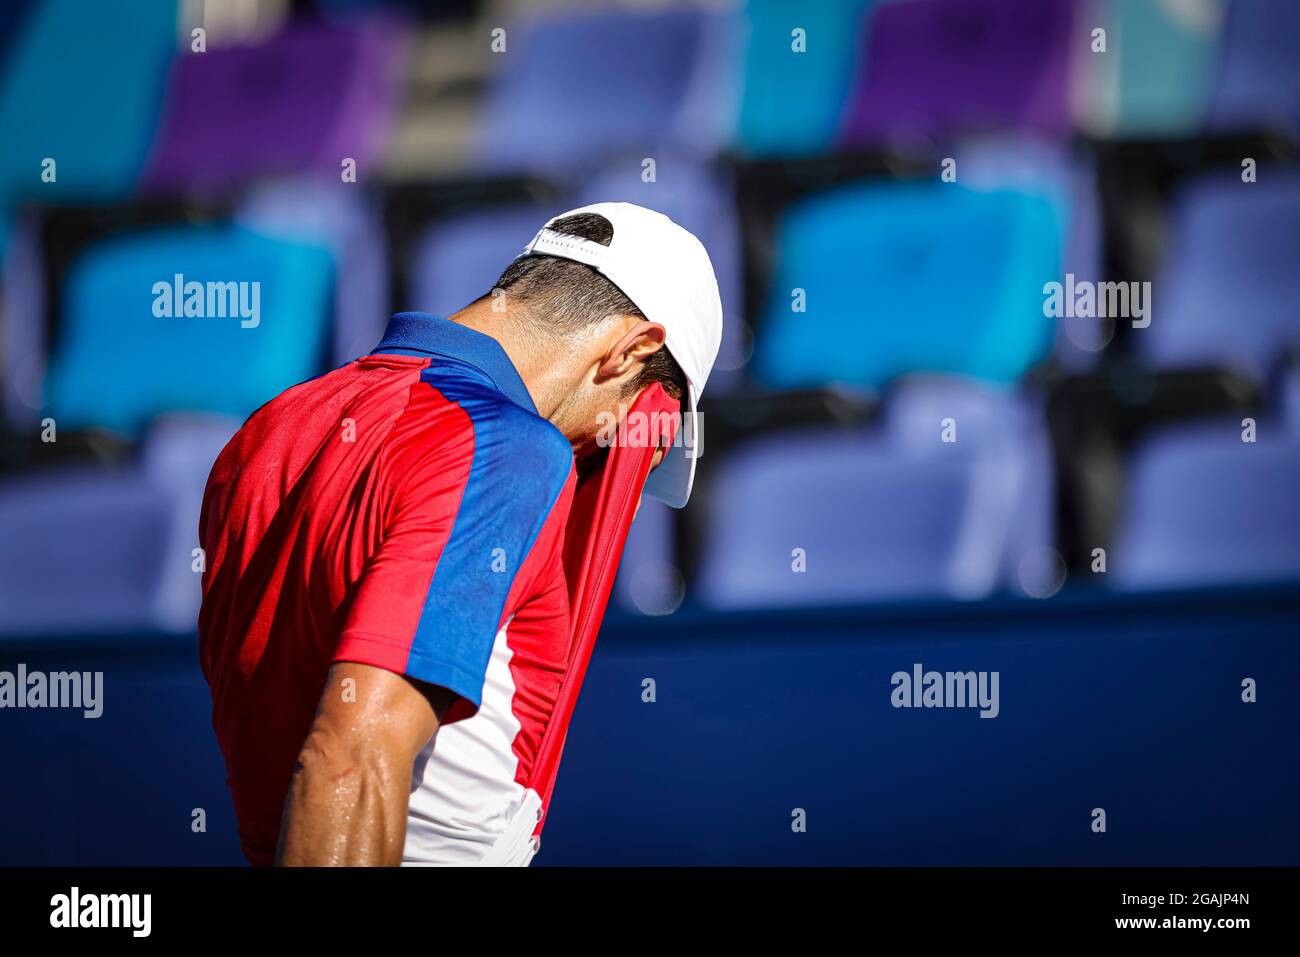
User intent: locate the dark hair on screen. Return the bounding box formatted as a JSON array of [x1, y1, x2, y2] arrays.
[[489, 212, 687, 401]]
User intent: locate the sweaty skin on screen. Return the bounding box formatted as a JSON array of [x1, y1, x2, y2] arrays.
[[278, 662, 454, 866], [277, 301, 668, 866]]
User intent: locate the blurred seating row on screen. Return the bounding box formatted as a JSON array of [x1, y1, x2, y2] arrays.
[[5, 0, 1300, 208], [0, 0, 1297, 636], [617, 372, 1300, 613], [7, 155, 1297, 431]]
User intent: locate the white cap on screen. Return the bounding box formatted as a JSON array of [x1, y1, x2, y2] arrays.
[[518, 202, 723, 508]]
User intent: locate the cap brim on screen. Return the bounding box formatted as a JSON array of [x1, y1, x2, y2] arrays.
[[642, 382, 700, 509]]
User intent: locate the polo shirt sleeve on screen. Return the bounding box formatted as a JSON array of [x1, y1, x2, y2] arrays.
[[334, 398, 574, 712]]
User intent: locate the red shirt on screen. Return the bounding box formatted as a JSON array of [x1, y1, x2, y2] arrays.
[[198, 312, 576, 864]]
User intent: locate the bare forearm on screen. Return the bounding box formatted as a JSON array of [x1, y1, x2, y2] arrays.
[[275, 662, 450, 866], [277, 733, 410, 866]]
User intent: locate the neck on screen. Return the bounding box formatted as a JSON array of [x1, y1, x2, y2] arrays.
[[448, 300, 570, 419]]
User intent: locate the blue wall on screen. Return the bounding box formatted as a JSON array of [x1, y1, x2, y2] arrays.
[[1, 586, 1296, 866]]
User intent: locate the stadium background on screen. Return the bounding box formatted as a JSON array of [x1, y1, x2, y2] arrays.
[[0, 0, 1296, 864]]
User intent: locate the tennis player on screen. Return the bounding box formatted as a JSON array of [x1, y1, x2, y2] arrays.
[[197, 204, 723, 865]]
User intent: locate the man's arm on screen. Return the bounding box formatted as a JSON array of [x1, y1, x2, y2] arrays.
[[277, 661, 455, 866]]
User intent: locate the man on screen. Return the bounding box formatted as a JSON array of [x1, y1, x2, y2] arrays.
[[198, 203, 722, 865]]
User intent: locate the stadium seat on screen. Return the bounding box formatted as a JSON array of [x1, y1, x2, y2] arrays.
[[954, 136, 1106, 366], [44, 223, 334, 435], [1209, 0, 1300, 135], [0, 0, 176, 204], [840, 0, 1075, 148], [753, 180, 1063, 390], [696, 379, 1054, 607], [883, 378, 1056, 595], [234, 178, 389, 364], [578, 162, 746, 390], [142, 20, 402, 192], [1111, 420, 1300, 590], [732, 0, 877, 157], [1140, 172, 1300, 377], [1080, 0, 1221, 138], [0, 414, 238, 636], [409, 203, 557, 320], [476, 7, 725, 176]]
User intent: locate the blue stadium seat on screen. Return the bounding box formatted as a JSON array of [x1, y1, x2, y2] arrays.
[[476, 7, 723, 176], [409, 203, 557, 320], [0, 0, 176, 204], [954, 135, 1106, 367], [1209, 0, 1300, 135], [44, 224, 334, 435], [0, 415, 238, 636], [1112, 420, 1300, 590], [1141, 172, 1300, 377], [732, 0, 877, 157], [235, 178, 389, 364], [696, 379, 1054, 607], [753, 181, 1064, 390]]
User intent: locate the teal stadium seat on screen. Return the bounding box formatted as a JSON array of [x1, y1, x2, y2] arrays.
[[753, 181, 1064, 389], [733, 0, 877, 157], [0, 0, 176, 204], [1084, 0, 1221, 137], [45, 225, 334, 435]]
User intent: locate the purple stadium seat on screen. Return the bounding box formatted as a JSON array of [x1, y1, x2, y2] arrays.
[[476, 7, 725, 176], [578, 161, 745, 390], [1209, 0, 1300, 135], [142, 20, 402, 192], [1141, 172, 1300, 377], [0, 415, 238, 636], [884, 378, 1056, 594], [1112, 420, 1300, 590], [409, 203, 559, 319], [840, 0, 1075, 148], [696, 379, 1054, 608]]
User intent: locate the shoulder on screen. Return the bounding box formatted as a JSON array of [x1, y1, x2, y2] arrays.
[[465, 394, 575, 500], [408, 370, 574, 504]]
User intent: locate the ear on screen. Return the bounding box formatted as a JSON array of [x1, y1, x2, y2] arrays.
[[596, 320, 666, 382]]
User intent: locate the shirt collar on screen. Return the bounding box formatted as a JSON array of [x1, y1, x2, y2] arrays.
[[374, 312, 537, 415]]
